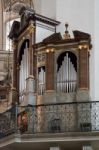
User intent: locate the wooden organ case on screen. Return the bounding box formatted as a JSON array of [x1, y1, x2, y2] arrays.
[[9, 7, 91, 106], [9, 7, 60, 105], [9, 7, 92, 133], [36, 30, 91, 105]]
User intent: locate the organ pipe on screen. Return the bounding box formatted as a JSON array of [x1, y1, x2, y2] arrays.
[[57, 52, 77, 93], [19, 42, 29, 101], [38, 67, 45, 95]]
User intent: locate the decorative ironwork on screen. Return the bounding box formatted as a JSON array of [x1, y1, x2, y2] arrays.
[[0, 107, 16, 138], [1, 101, 99, 139]]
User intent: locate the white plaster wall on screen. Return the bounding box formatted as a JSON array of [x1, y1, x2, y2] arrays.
[[94, 0, 99, 100], [34, 0, 41, 14], [41, 0, 56, 19], [36, 26, 54, 43], [56, 0, 94, 35], [56, 0, 95, 100]]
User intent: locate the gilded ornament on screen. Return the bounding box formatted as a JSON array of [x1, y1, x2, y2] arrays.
[[78, 44, 89, 50], [28, 24, 35, 33], [12, 42, 17, 49]]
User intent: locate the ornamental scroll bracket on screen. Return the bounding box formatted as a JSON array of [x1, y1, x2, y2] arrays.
[[27, 24, 35, 34]]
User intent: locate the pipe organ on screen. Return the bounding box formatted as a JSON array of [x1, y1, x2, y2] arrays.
[[37, 53, 46, 95], [19, 42, 29, 102], [8, 6, 92, 136], [57, 52, 77, 93], [9, 6, 91, 106], [38, 66, 45, 95]]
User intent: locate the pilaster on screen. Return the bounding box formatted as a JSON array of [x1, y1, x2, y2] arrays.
[[77, 44, 90, 101], [46, 49, 54, 91]]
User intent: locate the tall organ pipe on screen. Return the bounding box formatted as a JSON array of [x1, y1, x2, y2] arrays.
[[19, 42, 29, 101], [57, 52, 77, 93]]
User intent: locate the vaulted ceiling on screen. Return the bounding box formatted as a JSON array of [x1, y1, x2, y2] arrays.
[[2, 0, 34, 12]]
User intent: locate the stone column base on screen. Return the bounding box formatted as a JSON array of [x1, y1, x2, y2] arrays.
[[26, 75, 36, 105]]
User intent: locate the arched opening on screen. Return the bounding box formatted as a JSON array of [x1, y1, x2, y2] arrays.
[[57, 51, 77, 93]]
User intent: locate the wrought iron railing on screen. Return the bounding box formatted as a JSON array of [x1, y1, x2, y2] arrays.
[[0, 101, 99, 139], [0, 107, 16, 138]]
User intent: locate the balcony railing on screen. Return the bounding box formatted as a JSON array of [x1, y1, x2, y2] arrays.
[[0, 101, 99, 139]]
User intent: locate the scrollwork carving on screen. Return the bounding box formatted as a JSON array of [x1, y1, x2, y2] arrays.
[[37, 53, 46, 66]]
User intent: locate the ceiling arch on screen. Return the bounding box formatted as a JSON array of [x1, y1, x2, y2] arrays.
[[2, 0, 34, 12]]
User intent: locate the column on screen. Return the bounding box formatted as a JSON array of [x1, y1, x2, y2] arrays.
[[26, 22, 36, 105], [12, 40, 18, 89], [77, 44, 89, 101], [29, 31, 33, 75], [46, 50, 54, 91], [11, 39, 18, 104], [17, 63, 20, 95], [28, 21, 36, 76], [78, 45, 89, 89]]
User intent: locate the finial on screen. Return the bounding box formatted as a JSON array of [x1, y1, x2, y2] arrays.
[[63, 23, 71, 39], [65, 23, 68, 33]]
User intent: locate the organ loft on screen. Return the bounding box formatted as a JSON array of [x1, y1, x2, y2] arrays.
[[8, 7, 91, 132]]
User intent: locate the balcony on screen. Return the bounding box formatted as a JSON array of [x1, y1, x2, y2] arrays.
[[0, 101, 99, 139]]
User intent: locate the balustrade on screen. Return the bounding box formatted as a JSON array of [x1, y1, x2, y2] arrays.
[[0, 101, 99, 139]]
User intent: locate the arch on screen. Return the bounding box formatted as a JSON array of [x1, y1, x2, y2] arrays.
[[57, 51, 77, 72], [18, 39, 29, 64]]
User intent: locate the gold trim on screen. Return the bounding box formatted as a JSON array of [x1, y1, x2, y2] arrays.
[[18, 24, 35, 41], [27, 24, 35, 34], [12, 41, 17, 50], [45, 90, 55, 93], [46, 48, 55, 53], [79, 88, 89, 90], [78, 44, 89, 50]]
